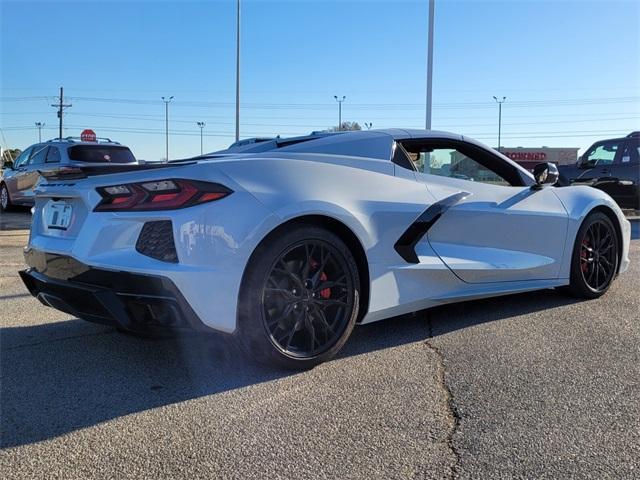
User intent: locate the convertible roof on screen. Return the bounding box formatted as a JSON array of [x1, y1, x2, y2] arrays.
[[208, 129, 464, 161]]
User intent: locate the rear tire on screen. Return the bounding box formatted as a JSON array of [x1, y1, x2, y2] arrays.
[[0, 183, 14, 212], [564, 211, 619, 299], [237, 225, 360, 370]]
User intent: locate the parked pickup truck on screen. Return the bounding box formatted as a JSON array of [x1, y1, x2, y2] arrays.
[[557, 132, 639, 210]]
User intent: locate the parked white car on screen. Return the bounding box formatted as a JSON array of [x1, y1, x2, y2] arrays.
[[19, 130, 631, 368]]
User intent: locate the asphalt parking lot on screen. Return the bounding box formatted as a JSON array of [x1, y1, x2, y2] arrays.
[[1, 210, 639, 479]]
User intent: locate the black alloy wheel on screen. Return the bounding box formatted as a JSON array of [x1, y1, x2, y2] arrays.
[[565, 212, 619, 298], [262, 240, 354, 358], [238, 225, 360, 369], [579, 219, 617, 292]]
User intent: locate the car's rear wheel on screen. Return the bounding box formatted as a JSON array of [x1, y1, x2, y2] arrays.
[[238, 225, 360, 369], [565, 212, 619, 299], [1, 183, 14, 212]]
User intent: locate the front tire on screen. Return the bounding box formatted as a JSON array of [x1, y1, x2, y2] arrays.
[[565, 211, 619, 299], [0, 183, 14, 212], [237, 225, 360, 370]]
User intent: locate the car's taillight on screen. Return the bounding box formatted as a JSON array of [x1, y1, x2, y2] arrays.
[[94, 179, 232, 211]]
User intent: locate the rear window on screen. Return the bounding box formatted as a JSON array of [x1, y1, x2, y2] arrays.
[[67, 145, 136, 163]]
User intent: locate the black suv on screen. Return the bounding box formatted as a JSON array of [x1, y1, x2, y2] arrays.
[[557, 132, 639, 209]]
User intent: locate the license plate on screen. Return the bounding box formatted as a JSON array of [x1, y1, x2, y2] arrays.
[[47, 202, 73, 230]]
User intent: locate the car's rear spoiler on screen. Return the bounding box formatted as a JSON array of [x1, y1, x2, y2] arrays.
[[38, 162, 196, 180]]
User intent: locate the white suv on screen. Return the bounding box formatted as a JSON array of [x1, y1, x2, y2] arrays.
[[1, 137, 136, 212]]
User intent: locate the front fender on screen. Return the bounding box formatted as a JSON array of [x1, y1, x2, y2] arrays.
[[552, 186, 631, 276]]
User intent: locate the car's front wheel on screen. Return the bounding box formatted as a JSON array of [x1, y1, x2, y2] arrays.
[[565, 211, 619, 299], [237, 225, 360, 369], [0, 183, 14, 212]]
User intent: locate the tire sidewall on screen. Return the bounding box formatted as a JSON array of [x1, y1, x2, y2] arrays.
[[0, 183, 11, 212], [569, 212, 619, 298], [237, 225, 360, 369]]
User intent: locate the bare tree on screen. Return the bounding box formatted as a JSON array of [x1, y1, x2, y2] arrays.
[[328, 121, 362, 132]]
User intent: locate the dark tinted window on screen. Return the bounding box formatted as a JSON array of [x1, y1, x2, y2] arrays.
[[392, 142, 416, 171], [68, 145, 136, 163], [46, 147, 61, 163], [29, 145, 49, 165], [620, 139, 639, 164]]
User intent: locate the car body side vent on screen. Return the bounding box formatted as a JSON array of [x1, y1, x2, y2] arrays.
[[135, 220, 178, 263]]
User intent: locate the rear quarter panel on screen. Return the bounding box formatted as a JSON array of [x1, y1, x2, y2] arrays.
[[217, 156, 437, 264]]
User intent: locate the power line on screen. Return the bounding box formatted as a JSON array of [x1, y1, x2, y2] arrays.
[[6, 122, 631, 138], [62, 111, 639, 129], [4, 95, 637, 111]]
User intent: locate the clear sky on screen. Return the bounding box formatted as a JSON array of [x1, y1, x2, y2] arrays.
[[1, 0, 639, 160]]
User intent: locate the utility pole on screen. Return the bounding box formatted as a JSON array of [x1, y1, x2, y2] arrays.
[[493, 96, 506, 151], [197, 121, 206, 155], [35, 122, 45, 142], [51, 87, 71, 139], [334, 95, 346, 130], [235, 0, 241, 142], [162, 96, 174, 161], [364, 122, 373, 130], [425, 0, 435, 130]]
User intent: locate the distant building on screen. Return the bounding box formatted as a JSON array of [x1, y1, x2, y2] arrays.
[[501, 147, 579, 171]]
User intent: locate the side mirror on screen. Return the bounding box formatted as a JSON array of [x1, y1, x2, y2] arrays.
[[532, 162, 559, 189], [2, 160, 14, 170]]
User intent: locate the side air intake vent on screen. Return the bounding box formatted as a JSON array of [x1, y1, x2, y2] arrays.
[[136, 221, 178, 263]]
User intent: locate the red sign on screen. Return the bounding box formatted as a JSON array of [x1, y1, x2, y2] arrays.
[[80, 129, 97, 142], [505, 151, 547, 161]]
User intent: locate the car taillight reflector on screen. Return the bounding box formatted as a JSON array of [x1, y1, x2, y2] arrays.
[[94, 179, 232, 212]]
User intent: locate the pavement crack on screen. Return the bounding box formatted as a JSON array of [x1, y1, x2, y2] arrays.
[[425, 312, 461, 480]]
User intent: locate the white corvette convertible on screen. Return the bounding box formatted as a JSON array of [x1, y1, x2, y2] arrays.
[[20, 130, 631, 368]]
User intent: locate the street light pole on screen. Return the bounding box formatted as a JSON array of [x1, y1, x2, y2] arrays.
[[235, 0, 241, 142], [493, 96, 506, 151], [425, 0, 435, 130], [197, 121, 206, 155], [334, 95, 345, 130], [162, 96, 174, 161], [35, 122, 44, 142]]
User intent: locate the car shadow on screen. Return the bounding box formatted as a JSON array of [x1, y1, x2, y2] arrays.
[[0, 209, 32, 231], [0, 288, 582, 449], [630, 218, 639, 240]]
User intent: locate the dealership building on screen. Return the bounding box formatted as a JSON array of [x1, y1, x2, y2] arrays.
[[501, 147, 579, 171]]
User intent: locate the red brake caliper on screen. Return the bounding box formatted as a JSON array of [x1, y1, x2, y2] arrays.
[[310, 259, 331, 299], [319, 272, 331, 299], [580, 239, 590, 274]]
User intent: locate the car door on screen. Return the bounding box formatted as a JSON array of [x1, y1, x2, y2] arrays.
[[606, 138, 640, 209], [574, 139, 624, 197], [397, 139, 569, 284], [18, 145, 49, 204], [6, 146, 34, 203]]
